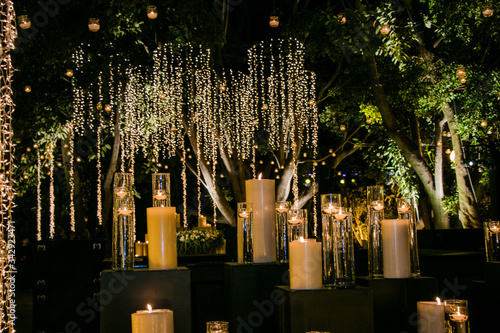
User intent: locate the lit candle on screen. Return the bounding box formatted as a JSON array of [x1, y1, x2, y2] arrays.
[[289, 238, 322, 289], [490, 225, 500, 234], [118, 205, 133, 216], [153, 190, 168, 201], [198, 215, 208, 227], [245, 174, 276, 263], [131, 304, 174, 333], [417, 298, 445, 333], [372, 200, 384, 211], [334, 207, 347, 220], [147, 207, 177, 270], [276, 203, 289, 214], [115, 187, 129, 199], [381, 219, 411, 278]]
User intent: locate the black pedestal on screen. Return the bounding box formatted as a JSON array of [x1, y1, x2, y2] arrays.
[[100, 268, 191, 333], [356, 276, 439, 333], [277, 286, 374, 333], [224, 262, 289, 333]]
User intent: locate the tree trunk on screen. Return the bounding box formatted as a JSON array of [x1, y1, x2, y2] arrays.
[[441, 103, 481, 228], [433, 117, 449, 228]]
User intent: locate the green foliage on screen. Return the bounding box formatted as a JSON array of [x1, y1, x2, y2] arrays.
[[442, 190, 459, 216], [382, 140, 419, 200], [359, 103, 382, 124]]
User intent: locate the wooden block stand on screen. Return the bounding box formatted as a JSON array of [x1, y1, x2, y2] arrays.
[[100, 268, 191, 333], [225, 262, 289, 333], [356, 276, 438, 333], [277, 286, 374, 333]]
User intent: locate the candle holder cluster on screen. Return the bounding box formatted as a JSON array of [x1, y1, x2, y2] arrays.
[[112, 172, 135, 271], [367, 185, 420, 279], [321, 193, 355, 288]]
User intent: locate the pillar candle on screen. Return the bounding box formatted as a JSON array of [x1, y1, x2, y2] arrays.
[[382, 219, 411, 278], [198, 215, 208, 227], [147, 207, 177, 270], [135, 242, 144, 257], [417, 301, 445, 333], [245, 178, 276, 262], [289, 238, 322, 289], [175, 213, 181, 228], [131, 307, 174, 333]]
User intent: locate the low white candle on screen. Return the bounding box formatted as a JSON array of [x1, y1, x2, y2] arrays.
[[417, 300, 445, 333], [147, 207, 177, 270], [334, 207, 347, 220], [131, 304, 174, 333], [289, 238, 322, 289], [382, 219, 411, 278]]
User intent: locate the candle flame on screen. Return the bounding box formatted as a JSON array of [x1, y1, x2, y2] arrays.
[[258, 173, 262, 180], [436, 297, 441, 305], [147, 304, 152, 312]]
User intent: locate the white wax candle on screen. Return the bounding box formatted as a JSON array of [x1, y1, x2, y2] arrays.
[[147, 207, 177, 270], [131, 307, 174, 333], [198, 215, 208, 227], [417, 301, 445, 333], [382, 219, 411, 278], [245, 178, 276, 262], [289, 238, 322, 289], [135, 242, 144, 257], [175, 213, 181, 228]]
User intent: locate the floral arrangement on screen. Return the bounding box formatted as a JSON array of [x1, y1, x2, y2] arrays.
[[177, 229, 225, 255]]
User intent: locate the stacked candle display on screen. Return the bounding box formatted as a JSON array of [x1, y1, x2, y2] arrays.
[[321, 193, 341, 286], [237, 202, 253, 263], [131, 304, 174, 333], [398, 197, 420, 276], [332, 207, 356, 288], [112, 172, 135, 271], [289, 237, 323, 289], [245, 176, 276, 263], [147, 174, 177, 270], [367, 185, 385, 278], [275, 201, 291, 263]]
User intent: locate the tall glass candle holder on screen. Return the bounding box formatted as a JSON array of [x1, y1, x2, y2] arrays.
[[237, 202, 253, 263], [367, 185, 384, 278], [276, 201, 291, 263], [112, 172, 135, 270], [332, 207, 356, 288], [321, 193, 341, 286], [484, 221, 500, 262], [398, 197, 420, 276], [287, 208, 308, 242], [152, 173, 170, 207], [444, 299, 469, 333]]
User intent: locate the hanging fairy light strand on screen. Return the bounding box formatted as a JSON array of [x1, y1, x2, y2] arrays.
[[49, 141, 55, 238], [68, 122, 75, 232]]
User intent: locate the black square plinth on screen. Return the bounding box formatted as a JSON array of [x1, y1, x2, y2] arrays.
[[356, 276, 439, 333], [277, 286, 374, 333], [224, 262, 289, 333], [100, 268, 191, 333]]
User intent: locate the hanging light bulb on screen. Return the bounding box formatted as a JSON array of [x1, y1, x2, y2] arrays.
[[308, 99, 315, 106], [322, 161, 326, 166], [104, 104, 112, 112], [147, 5, 158, 19], [159, 93, 166, 100], [269, 16, 279, 28], [24, 85, 31, 93], [456, 67, 466, 78], [445, 148, 451, 154], [291, 142, 297, 149], [96, 102, 103, 111], [460, 77, 467, 84], [380, 25, 390, 35], [18, 15, 31, 29], [88, 18, 100, 32], [366, 118, 372, 124], [66, 69, 74, 77], [483, 4, 494, 17], [340, 124, 346, 131], [219, 84, 226, 92], [481, 119, 488, 127], [262, 103, 269, 110]]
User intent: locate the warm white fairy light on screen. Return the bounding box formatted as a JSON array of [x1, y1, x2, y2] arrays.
[[49, 142, 55, 238], [96, 125, 103, 225], [65, 122, 75, 233], [36, 151, 42, 240], [181, 149, 188, 227], [0, 2, 17, 328]]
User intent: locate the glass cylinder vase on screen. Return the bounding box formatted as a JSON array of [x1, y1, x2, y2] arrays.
[[367, 185, 384, 278], [321, 193, 341, 286], [112, 172, 135, 270], [332, 207, 356, 288], [287, 208, 308, 242], [275, 201, 291, 263], [152, 173, 170, 207], [237, 202, 253, 263], [484, 221, 500, 262], [397, 197, 420, 276]]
